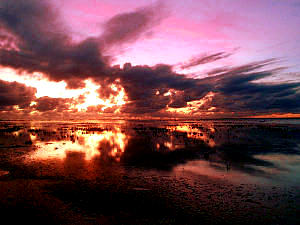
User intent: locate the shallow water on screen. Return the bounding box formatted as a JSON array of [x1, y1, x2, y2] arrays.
[[1, 119, 300, 224], [1, 119, 299, 187]]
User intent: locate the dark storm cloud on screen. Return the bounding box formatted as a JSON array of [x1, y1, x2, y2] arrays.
[[0, 0, 167, 88], [34, 97, 73, 112], [117, 64, 209, 113], [0, 1, 299, 116], [202, 61, 300, 114], [119, 60, 299, 115], [101, 1, 165, 48], [0, 0, 110, 88], [0, 80, 36, 110]]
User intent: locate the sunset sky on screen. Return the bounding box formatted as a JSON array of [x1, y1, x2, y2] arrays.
[[0, 0, 299, 119]]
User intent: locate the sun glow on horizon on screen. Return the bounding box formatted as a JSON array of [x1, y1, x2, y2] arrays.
[[0, 67, 128, 113], [166, 92, 216, 115], [0, 67, 85, 98], [74, 80, 127, 112]]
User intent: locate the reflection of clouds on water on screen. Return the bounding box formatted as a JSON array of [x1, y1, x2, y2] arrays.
[[0, 120, 300, 185], [253, 154, 300, 185], [28, 128, 128, 161], [167, 125, 216, 147], [30, 139, 99, 161]]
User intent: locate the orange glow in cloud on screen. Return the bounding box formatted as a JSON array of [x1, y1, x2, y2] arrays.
[[74, 80, 127, 112], [249, 113, 300, 118], [166, 92, 215, 114], [0, 67, 128, 113], [73, 80, 127, 112], [0, 67, 84, 98]]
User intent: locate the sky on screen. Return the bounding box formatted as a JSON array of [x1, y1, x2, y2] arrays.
[[0, 0, 299, 119]]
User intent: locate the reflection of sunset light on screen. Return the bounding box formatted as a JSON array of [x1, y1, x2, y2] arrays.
[[30, 134, 37, 141], [13, 105, 22, 111], [164, 141, 172, 149], [173, 160, 251, 183], [163, 90, 172, 96], [94, 129, 128, 160], [30, 138, 101, 161], [253, 154, 300, 177], [30, 101, 37, 106], [255, 154, 300, 163], [12, 130, 22, 136], [28, 128, 128, 161], [162, 136, 184, 151], [30, 110, 39, 115], [169, 125, 215, 147], [164, 141, 179, 150]]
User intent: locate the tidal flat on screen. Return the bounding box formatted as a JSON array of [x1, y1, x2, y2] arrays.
[[0, 119, 300, 224]]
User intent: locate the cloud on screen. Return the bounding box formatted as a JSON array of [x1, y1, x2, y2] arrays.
[[117, 64, 208, 113], [0, 1, 167, 89], [177, 52, 232, 70], [34, 97, 73, 112], [0, 0, 108, 88], [119, 60, 299, 116], [0, 80, 36, 110], [101, 1, 165, 49], [203, 61, 300, 114], [0, 1, 299, 117]]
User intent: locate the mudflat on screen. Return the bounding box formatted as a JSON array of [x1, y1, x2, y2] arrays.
[[0, 119, 300, 224]]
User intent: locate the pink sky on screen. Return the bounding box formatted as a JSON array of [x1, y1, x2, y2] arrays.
[[0, 0, 299, 118], [52, 0, 300, 72]]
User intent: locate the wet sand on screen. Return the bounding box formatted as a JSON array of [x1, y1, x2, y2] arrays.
[[0, 119, 300, 224], [1, 168, 300, 225]]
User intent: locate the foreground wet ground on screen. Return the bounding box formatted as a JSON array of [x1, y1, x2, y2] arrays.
[[0, 119, 300, 224]]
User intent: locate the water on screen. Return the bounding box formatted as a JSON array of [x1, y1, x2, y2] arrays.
[[1, 119, 299, 186], [1, 119, 300, 224]]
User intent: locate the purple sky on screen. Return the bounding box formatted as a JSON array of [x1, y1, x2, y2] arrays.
[[53, 0, 300, 71], [0, 0, 299, 118]]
